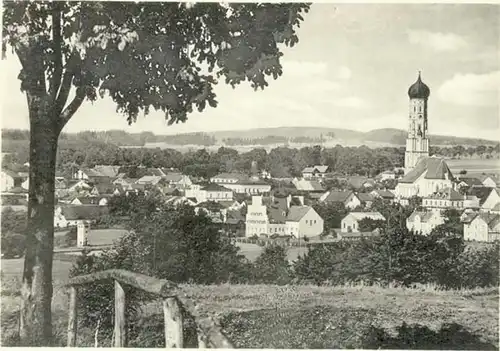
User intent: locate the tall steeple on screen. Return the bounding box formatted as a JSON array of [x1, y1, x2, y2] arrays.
[[405, 72, 430, 174]]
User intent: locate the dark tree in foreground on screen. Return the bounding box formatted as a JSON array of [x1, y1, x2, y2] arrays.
[[2, 2, 310, 345]]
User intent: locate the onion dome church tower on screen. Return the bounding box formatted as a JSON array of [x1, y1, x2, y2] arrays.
[[405, 72, 430, 174]]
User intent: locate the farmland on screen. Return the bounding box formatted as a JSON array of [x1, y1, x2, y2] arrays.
[[447, 158, 500, 175]]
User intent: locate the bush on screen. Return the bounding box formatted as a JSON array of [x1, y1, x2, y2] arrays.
[[293, 228, 499, 289], [253, 245, 292, 284], [70, 202, 253, 335], [1, 233, 25, 258]]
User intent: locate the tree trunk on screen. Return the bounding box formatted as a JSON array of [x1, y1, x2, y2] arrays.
[[20, 111, 60, 346]]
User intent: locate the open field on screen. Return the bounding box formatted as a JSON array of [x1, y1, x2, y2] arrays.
[[447, 158, 500, 175], [236, 243, 307, 262], [2, 259, 498, 348]]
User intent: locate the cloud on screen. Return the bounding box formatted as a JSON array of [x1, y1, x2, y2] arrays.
[[281, 60, 328, 77], [437, 71, 499, 107], [407, 30, 467, 52], [336, 66, 352, 80], [331, 96, 369, 109]]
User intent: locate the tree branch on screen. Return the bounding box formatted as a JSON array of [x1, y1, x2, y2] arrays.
[[54, 53, 77, 116], [58, 87, 85, 132], [49, 3, 63, 101]]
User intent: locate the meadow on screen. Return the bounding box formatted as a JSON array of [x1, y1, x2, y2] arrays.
[[447, 158, 500, 175], [1, 256, 498, 348]]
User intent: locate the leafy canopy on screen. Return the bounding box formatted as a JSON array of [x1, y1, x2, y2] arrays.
[[3, 2, 310, 125]]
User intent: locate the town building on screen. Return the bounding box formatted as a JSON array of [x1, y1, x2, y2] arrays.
[[406, 210, 444, 235], [185, 183, 233, 203], [292, 178, 324, 192], [422, 187, 480, 211], [394, 73, 455, 200], [404, 72, 430, 174], [395, 157, 455, 198], [211, 172, 271, 194], [463, 213, 500, 242], [319, 190, 360, 209], [302, 165, 330, 179], [480, 188, 500, 213], [370, 189, 396, 202], [1, 169, 25, 192], [54, 205, 109, 228], [340, 212, 385, 233], [245, 195, 323, 238]]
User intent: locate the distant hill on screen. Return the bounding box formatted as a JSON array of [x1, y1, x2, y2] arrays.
[[1, 127, 497, 151]]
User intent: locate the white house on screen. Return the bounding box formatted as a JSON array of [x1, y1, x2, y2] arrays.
[[422, 187, 480, 211], [211, 173, 248, 184], [302, 165, 329, 179], [320, 190, 359, 209], [285, 206, 324, 238], [395, 157, 455, 199], [340, 212, 385, 233], [406, 210, 445, 235], [54, 205, 109, 228], [245, 195, 269, 237], [185, 183, 233, 203], [245, 195, 323, 238], [1, 169, 24, 192], [136, 175, 163, 186], [376, 170, 396, 181], [479, 175, 498, 188], [480, 188, 500, 213], [463, 213, 500, 242], [162, 173, 192, 189], [70, 196, 109, 206], [292, 178, 324, 192]]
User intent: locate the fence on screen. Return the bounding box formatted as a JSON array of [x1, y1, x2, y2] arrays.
[[64, 269, 234, 348]]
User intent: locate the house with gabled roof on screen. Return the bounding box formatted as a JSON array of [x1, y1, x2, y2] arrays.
[[136, 175, 163, 186], [54, 205, 109, 228], [478, 174, 499, 188], [341, 212, 386, 233], [70, 196, 109, 206], [463, 212, 500, 242], [302, 165, 330, 179], [457, 176, 484, 190], [347, 176, 376, 191], [319, 190, 361, 210], [370, 189, 396, 202], [422, 187, 479, 211], [245, 195, 323, 238], [1, 169, 24, 192], [394, 157, 455, 198], [292, 178, 324, 192], [406, 210, 444, 235], [480, 188, 500, 213], [162, 172, 192, 189]]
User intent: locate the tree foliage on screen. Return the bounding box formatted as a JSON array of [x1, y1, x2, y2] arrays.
[[3, 2, 310, 125]]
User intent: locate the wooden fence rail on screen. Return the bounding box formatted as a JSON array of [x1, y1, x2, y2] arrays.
[[64, 269, 234, 348]]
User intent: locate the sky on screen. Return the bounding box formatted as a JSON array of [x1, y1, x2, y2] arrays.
[[1, 3, 499, 140]]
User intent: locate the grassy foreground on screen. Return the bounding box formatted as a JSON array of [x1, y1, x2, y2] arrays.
[[2, 263, 498, 349]]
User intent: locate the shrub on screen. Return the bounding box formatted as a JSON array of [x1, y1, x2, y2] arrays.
[[1, 233, 25, 258], [70, 203, 253, 335], [253, 245, 292, 284]]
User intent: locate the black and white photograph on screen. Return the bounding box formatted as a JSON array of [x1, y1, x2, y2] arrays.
[[1, 1, 499, 349]]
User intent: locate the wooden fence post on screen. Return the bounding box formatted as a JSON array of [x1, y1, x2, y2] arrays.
[[163, 297, 184, 348], [114, 280, 126, 347], [67, 286, 78, 347], [197, 328, 207, 348]]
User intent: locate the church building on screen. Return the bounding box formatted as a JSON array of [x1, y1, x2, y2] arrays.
[[395, 73, 455, 199]]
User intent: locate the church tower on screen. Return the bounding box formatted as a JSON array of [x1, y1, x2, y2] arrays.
[[405, 72, 430, 174]]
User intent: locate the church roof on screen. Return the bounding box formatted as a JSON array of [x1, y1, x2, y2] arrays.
[[408, 72, 430, 99], [399, 157, 454, 184]]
